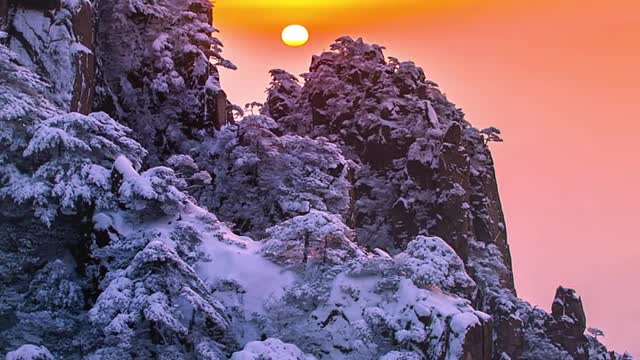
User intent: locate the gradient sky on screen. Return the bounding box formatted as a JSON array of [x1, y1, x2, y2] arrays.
[[212, 0, 640, 355]]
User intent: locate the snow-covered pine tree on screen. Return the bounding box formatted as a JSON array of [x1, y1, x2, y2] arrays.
[[96, 0, 236, 164], [1, 41, 233, 358], [86, 158, 237, 358], [262, 69, 302, 124], [261, 210, 363, 268], [0, 42, 146, 357], [195, 115, 353, 239], [4, 112, 147, 224], [0, 46, 85, 351]]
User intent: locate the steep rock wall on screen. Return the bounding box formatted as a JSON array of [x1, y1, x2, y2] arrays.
[[5, 0, 95, 113]]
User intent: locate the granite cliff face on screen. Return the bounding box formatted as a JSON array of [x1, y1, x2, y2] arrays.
[[2, 0, 93, 113], [0, 1, 633, 359]]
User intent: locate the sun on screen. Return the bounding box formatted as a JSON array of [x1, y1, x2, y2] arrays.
[[281, 25, 309, 47]]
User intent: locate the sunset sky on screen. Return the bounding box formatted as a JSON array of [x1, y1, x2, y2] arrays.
[[213, 0, 639, 355]]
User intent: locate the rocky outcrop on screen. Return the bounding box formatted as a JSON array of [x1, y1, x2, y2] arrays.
[[548, 286, 589, 358], [551, 287, 587, 335], [429, 124, 473, 263], [462, 316, 493, 360], [5, 0, 95, 114]]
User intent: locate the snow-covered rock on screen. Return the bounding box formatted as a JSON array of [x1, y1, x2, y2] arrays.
[[6, 345, 54, 360], [262, 37, 515, 296], [395, 236, 476, 297], [257, 256, 491, 359], [6, 1, 96, 113], [231, 338, 316, 360]]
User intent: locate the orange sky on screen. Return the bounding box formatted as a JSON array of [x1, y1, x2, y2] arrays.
[[213, 0, 640, 355]]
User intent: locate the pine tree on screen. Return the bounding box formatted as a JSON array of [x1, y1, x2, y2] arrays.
[[195, 115, 353, 239], [96, 0, 236, 164]]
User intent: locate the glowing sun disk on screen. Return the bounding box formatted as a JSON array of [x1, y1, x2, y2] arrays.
[[281, 25, 309, 47]]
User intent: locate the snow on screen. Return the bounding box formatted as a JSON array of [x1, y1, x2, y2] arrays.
[[374, 248, 393, 259], [450, 312, 481, 333], [231, 338, 316, 360], [117, 166, 189, 216], [62, 0, 84, 12], [92, 212, 113, 230], [197, 224, 297, 317], [113, 155, 138, 180], [152, 33, 170, 51], [24, 126, 90, 156], [205, 76, 221, 93], [70, 42, 93, 55], [427, 100, 440, 126], [6, 345, 54, 360], [395, 236, 476, 296], [9, 8, 76, 107]]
